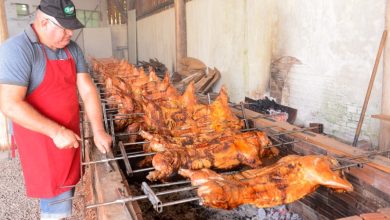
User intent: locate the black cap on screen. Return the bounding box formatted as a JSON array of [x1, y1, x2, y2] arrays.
[[38, 0, 84, 30]]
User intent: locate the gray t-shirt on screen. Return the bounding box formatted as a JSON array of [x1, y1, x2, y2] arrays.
[[0, 24, 88, 95]]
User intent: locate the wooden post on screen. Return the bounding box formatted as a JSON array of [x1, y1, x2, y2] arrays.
[[0, 0, 9, 151], [0, 0, 9, 43], [174, 0, 187, 72], [380, 0, 390, 150]]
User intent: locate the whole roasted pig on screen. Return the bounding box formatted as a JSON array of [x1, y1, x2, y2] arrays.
[[179, 155, 353, 209], [147, 131, 278, 181]]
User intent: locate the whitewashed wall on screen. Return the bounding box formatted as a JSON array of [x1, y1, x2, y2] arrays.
[[110, 24, 128, 60], [135, 0, 385, 145], [186, 0, 275, 101], [4, 0, 39, 36], [137, 9, 176, 72], [274, 0, 386, 145]]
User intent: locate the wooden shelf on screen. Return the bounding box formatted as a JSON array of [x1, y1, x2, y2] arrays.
[[371, 114, 390, 122]]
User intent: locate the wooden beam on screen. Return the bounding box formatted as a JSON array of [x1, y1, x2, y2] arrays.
[[174, 0, 187, 72], [0, 0, 9, 43], [91, 144, 143, 220]]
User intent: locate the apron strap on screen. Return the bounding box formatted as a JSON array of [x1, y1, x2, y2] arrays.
[[63, 47, 72, 59]]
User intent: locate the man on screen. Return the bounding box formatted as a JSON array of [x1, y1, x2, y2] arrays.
[[0, 0, 112, 219]]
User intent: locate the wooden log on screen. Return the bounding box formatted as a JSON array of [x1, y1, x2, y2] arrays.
[[175, 71, 205, 90], [201, 67, 221, 94], [194, 68, 216, 93]]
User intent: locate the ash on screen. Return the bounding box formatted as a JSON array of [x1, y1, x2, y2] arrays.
[[256, 205, 302, 220]]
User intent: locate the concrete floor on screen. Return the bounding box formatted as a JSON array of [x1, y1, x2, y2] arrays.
[[0, 151, 40, 220]]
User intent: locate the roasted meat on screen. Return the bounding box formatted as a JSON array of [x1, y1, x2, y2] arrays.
[[179, 155, 353, 209], [142, 83, 243, 139], [147, 131, 278, 181]]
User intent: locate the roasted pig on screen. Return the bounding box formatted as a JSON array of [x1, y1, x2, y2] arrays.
[[179, 155, 353, 209], [147, 131, 278, 181]]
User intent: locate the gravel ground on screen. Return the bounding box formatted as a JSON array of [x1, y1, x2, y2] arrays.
[[0, 153, 40, 220], [0, 152, 89, 220]]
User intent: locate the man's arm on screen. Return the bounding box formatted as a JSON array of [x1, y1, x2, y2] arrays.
[[0, 84, 80, 149], [77, 73, 112, 153]]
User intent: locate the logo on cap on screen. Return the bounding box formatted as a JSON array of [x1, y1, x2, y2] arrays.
[[64, 5, 75, 16]]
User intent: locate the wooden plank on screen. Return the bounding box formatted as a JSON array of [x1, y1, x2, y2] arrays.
[[372, 114, 390, 122], [201, 67, 221, 94], [194, 67, 216, 92], [91, 141, 143, 220]]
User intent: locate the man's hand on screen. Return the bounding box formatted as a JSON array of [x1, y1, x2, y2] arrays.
[[52, 126, 81, 149], [77, 74, 112, 154], [93, 130, 112, 154]]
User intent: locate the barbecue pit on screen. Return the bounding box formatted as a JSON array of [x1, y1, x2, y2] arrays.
[[74, 68, 390, 220]]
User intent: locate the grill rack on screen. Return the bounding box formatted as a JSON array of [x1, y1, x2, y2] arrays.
[[78, 73, 390, 215]]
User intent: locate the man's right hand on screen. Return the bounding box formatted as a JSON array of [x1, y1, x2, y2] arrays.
[[52, 126, 81, 149]]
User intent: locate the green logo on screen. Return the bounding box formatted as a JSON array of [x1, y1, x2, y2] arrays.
[[64, 5, 75, 16]]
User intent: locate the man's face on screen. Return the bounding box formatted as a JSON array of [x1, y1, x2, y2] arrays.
[[45, 18, 74, 49]]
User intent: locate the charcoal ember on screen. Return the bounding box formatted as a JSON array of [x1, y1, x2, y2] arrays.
[[138, 58, 168, 79], [245, 97, 297, 124]]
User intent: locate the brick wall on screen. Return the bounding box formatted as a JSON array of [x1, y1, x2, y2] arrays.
[[274, 0, 385, 146]]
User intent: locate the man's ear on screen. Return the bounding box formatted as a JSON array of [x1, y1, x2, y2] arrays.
[[40, 18, 49, 29]]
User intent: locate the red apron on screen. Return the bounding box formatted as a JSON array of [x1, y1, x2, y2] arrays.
[[13, 45, 80, 198]]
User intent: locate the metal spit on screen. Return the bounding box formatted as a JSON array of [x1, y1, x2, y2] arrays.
[[80, 71, 390, 215]]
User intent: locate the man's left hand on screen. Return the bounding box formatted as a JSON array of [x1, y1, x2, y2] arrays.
[[93, 130, 112, 154]]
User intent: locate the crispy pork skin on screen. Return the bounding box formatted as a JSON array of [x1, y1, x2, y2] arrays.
[[179, 155, 353, 209], [147, 131, 278, 181]]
